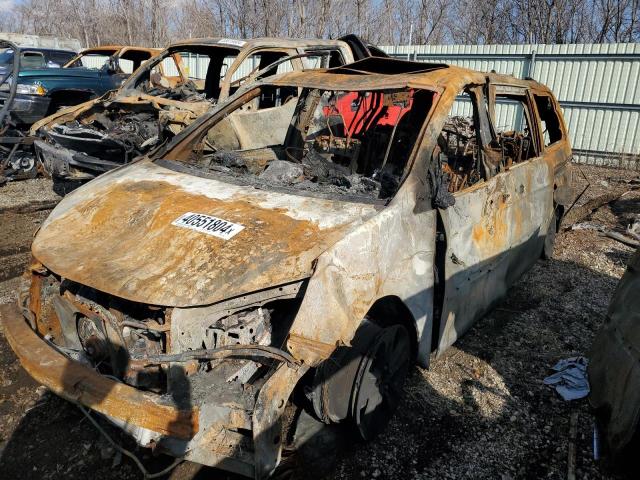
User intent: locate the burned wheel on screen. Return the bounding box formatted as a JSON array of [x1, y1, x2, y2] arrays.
[[351, 324, 411, 440], [311, 320, 411, 441]]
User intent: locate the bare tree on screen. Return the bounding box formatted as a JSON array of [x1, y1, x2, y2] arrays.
[[0, 0, 637, 48]]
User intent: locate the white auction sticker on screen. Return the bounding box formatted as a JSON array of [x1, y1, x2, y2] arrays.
[[218, 38, 246, 47], [172, 212, 244, 240]]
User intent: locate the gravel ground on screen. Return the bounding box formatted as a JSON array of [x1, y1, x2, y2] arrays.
[[0, 178, 61, 210], [0, 165, 638, 480], [0, 179, 61, 304]]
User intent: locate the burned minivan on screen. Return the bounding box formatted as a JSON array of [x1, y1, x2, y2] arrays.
[[1, 58, 572, 478]]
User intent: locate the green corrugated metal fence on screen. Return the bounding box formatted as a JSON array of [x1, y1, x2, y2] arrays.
[[381, 43, 640, 170]]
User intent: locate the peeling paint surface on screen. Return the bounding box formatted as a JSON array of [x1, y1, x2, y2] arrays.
[[437, 157, 554, 353]]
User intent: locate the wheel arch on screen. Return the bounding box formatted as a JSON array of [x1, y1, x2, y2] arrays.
[[365, 295, 419, 363], [46, 88, 96, 114]]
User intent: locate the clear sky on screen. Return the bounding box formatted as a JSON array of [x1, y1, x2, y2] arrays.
[[0, 0, 17, 12]]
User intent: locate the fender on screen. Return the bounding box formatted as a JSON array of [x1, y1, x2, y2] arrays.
[[287, 178, 437, 368]]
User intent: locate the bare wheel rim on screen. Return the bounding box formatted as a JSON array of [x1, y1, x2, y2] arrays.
[[352, 325, 411, 440]]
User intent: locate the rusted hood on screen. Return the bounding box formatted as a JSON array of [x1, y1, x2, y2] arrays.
[[32, 160, 378, 307]]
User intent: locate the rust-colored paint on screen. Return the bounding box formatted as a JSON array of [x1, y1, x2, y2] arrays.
[[0, 303, 198, 439], [471, 189, 510, 256], [32, 178, 348, 307], [28, 270, 42, 324], [27, 269, 64, 341], [287, 333, 336, 365]]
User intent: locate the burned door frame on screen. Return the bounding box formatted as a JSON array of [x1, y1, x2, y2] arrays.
[[278, 84, 444, 368], [219, 47, 301, 100], [294, 45, 346, 69], [155, 51, 189, 86], [487, 82, 543, 158], [529, 90, 568, 151], [434, 79, 553, 355], [529, 88, 573, 226]]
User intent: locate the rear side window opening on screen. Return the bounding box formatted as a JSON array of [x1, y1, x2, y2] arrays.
[[534, 94, 563, 147], [162, 86, 436, 201], [20, 51, 46, 69], [434, 85, 543, 194]]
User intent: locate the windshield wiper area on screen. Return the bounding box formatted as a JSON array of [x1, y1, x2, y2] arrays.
[[183, 145, 399, 200]]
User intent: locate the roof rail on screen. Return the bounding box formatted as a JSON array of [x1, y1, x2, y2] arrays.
[[328, 56, 448, 75]]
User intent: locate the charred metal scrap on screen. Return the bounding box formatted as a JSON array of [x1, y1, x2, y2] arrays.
[[1, 57, 573, 479]]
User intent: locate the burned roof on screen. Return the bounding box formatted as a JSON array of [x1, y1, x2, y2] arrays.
[[169, 37, 350, 50], [328, 57, 448, 75], [264, 57, 550, 93]]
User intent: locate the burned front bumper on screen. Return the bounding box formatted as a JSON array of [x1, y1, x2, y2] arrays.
[[34, 138, 121, 181], [0, 298, 302, 478], [0, 301, 197, 437]]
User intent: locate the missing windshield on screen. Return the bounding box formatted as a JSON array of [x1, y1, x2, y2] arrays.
[[164, 86, 434, 200], [130, 46, 242, 102]]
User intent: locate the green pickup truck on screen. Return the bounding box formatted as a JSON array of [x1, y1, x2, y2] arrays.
[[0, 44, 161, 125]]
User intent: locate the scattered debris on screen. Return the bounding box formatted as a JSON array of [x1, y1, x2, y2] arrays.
[[562, 188, 637, 228], [602, 230, 639, 248], [543, 357, 590, 401], [570, 222, 640, 248]]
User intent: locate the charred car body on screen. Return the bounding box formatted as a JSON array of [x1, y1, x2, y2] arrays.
[[1, 58, 572, 478], [30, 37, 368, 188]]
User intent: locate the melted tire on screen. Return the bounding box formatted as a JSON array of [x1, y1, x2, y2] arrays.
[[310, 321, 411, 441]]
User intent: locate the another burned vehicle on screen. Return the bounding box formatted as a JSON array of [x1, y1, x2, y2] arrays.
[[30, 37, 362, 188], [0, 42, 160, 183], [2, 45, 161, 125], [1, 58, 573, 478], [589, 248, 640, 460]]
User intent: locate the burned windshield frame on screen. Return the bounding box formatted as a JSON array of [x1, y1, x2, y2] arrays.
[[120, 45, 242, 94], [158, 83, 436, 203]]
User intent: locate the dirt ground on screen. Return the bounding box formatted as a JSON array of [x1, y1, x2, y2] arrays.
[[0, 165, 638, 480]]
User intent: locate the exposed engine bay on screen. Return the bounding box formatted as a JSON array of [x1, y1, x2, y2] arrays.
[[28, 271, 299, 396], [33, 96, 210, 188], [46, 110, 160, 165], [170, 87, 434, 201], [42, 101, 206, 167]]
